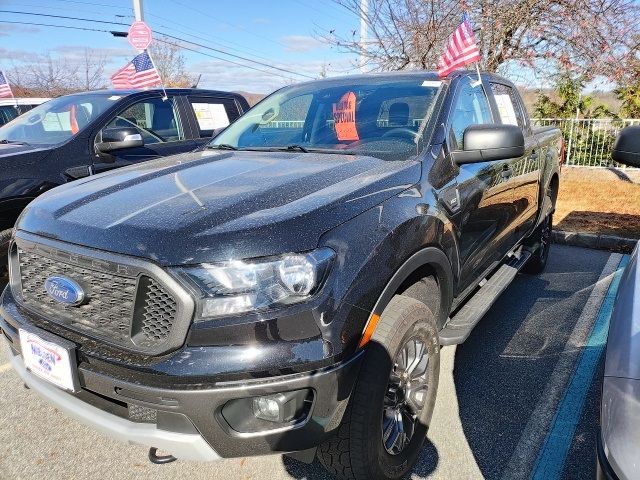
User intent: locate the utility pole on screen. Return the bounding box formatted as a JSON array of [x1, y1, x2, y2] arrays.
[[359, 0, 368, 73], [132, 0, 144, 21]]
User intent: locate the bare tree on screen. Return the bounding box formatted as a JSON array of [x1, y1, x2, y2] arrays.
[[148, 36, 197, 87], [7, 49, 108, 96], [25, 54, 80, 96], [327, 0, 640, 82], [78, 48, 108, 91]]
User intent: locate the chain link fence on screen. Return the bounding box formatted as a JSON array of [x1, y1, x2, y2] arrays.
[[532, 118, 640, 168]]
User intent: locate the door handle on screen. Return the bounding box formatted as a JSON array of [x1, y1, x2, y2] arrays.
[[501, 167, 513, 181], [530, 150, 539, 161]]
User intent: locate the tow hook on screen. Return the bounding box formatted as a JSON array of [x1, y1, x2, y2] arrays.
[[148, 447, 177, 464]]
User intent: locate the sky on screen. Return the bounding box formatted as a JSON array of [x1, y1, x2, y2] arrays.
[[0, 0, 363, 93]]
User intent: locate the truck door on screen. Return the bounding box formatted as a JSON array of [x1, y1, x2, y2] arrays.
[[445, 77, 518, 294], [92, 95, 195, 174], [489, 82, 541, 239], [185, 95, 243, 147]]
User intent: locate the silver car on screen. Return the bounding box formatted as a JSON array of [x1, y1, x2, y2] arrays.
[[598, 126, 640, 480]]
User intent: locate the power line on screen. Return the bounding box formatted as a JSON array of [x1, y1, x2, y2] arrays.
[[15, 1, 280, 65], [48, 0, 131, 9], [156, 31, 315, 79], [168, 0, 291, 49], [1, 9, 315, 80], [2, 1, 131, 18], [0, 19, 300, 81], [145, 13, 276, 63], [0, 9, 129, 26], [156, 39, 297, 81], [0, 19, 113, 33]]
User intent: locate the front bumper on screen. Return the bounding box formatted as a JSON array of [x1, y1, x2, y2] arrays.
[[1, 289, 364, 460]]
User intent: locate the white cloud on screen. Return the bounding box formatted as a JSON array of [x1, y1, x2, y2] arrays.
[[192, 56, 356, 93], [281, 35, 323, 53], [0, 24, 39, 37]]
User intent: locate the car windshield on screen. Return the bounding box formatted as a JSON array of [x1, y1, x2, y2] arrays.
[[210, 77, 443, 161], [0, 93, 118, 146]]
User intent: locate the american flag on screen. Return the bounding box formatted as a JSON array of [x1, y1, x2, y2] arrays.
[[0, 70, 13, 98], [110, 51, 162, 89], [437, 13, 481, 78]]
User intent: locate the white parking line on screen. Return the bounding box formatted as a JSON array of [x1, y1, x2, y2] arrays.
[[0, 362, 12, 373], [500, 253, 622, 479]]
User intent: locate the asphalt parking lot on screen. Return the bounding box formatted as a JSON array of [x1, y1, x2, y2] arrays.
[[0, 244, 627, 480]]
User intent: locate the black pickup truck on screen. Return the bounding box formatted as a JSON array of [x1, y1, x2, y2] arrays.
[[0, 88, 249, 275], [1, 71, 561, 479]]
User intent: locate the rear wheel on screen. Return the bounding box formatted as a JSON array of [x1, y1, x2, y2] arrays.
[[317, 295, 440, 480], [522, 213, 552, 274]]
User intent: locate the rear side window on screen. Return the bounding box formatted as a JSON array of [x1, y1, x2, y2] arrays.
[[0, 105, 17, 125], [490, 83, 526, 128], [105, 97, 185, 144], [188, 96, 241, 138], [17, 104, 39, 115], [449, 79, 493, 149], [377, 95, 431, 128]]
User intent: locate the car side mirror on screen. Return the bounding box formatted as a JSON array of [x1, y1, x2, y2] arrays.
[[452, 124, 525, 164], [96, 126, 144, 153], [612, 126, 640, 168]]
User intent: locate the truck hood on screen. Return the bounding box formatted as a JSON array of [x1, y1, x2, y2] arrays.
[[18, 149, 421, 265], [0, 143, 51, 162]]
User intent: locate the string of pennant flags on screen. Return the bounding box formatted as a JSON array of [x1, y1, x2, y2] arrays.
[[0, 12, 482, 101]]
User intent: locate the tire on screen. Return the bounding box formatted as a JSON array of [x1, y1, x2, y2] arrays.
[[522, 213, 552, 275], [0, 228, 11, 280], [317, 295, 440, 480]]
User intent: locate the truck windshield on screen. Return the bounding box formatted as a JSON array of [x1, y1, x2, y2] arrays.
[[210, 77, 443, 161], [0, 93, 117, 147]]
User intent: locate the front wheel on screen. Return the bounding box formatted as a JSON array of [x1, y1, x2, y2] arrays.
[[522, 214, 552, 275], [0, 228, 11, 281], [317, 295, 440, 480]]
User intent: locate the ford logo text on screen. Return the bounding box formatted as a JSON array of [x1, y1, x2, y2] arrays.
[[44, 276, 85, 306]]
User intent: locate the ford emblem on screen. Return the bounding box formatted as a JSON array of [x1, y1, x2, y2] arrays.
[[44, 276, 85, 306]]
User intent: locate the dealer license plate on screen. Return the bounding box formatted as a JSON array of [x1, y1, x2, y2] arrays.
[[19, 328, 77, 392]]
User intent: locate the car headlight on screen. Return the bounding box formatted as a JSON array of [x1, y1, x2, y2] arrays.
[[177, 248, 334, 320]]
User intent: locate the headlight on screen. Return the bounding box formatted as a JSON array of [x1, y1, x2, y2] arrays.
[[177, 248, 334, 320]]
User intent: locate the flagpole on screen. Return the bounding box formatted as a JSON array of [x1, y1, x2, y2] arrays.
[[145, 49, 168, 101], [471, 62, 482, 87]]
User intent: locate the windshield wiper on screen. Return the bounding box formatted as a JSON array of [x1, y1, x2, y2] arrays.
[[0, 139, 29, 145], [282, 144, 308, 153], [206, 143, 238, 151]]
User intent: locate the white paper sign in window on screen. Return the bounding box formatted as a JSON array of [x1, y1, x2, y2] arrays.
[[192, 102, 230, 131], [493, 94, 519, 126]]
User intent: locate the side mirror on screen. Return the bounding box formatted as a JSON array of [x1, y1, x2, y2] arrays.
[[452, 124, 525, 164], [612, 126, 640, 168], [96, 126, 144, 153]]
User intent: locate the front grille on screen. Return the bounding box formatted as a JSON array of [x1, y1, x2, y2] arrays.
[[15, 244, 179, 353], [133, 276, 177, 348], [128, 404, 157, 423]]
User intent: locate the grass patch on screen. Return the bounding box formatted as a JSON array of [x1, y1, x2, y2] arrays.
[[554, 167, 640, 239]]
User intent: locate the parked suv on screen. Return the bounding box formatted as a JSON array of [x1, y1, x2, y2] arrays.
[[1, 71, 561, 479], [0, 88, 249, 276]]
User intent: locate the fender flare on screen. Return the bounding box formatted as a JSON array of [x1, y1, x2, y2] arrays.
[[358, 246, 454, 346]]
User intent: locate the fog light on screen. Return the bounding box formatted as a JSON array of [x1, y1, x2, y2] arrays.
[[220, 389, 313, 433], [253, 396, 281, 422], [252, 391, 305, 423]]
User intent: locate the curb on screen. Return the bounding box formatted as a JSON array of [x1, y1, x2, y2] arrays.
[[552, 230, 638, 253]]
